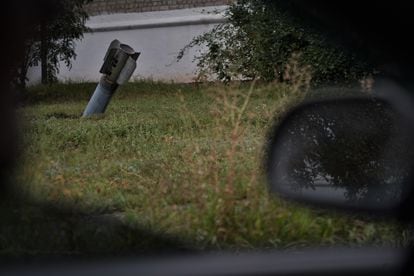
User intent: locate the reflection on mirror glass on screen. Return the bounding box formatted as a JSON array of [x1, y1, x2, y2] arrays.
[[268, 98, 414, 210]]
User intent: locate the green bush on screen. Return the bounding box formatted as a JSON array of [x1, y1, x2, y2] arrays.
[[179, 0, 373, 85]]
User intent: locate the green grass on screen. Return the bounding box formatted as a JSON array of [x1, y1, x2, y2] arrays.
[[2, 81, 407, 257]]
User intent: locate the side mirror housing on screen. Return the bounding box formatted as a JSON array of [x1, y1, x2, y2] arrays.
[[265, 84, 414, 218]]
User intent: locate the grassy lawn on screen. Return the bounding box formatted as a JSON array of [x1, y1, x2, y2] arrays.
[[2, 81, 407, 257]]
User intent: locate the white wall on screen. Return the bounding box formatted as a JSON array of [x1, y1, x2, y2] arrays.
[[27, 6, 227, 85]]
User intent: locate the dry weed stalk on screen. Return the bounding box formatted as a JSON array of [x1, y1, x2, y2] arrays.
[[283, 52, 312, 94]]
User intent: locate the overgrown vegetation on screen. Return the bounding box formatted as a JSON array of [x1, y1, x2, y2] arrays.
[[178, 0, 373, 85], [1, 80, 406, 257]]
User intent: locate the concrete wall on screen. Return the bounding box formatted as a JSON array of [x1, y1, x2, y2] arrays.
[[85, 0, 232, 14], [26, 6, 227, 85]]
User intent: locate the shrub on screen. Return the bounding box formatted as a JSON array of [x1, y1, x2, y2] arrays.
[[178, 0, 373, 85]]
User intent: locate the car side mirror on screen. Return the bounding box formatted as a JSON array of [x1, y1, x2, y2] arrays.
[[265, 87, 414, 217]]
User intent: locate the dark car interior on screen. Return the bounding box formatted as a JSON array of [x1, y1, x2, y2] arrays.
[[1, 1, 414, 275]]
